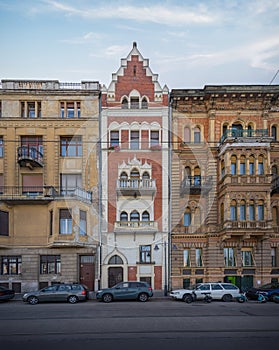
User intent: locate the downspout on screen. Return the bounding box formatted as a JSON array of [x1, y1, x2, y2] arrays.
[[168, 92, 172, 292]]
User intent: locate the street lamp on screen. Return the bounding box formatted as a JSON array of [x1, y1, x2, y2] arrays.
[[154, 241, 168, 296]]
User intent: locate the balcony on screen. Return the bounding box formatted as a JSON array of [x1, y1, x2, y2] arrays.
[[180, 176, 212, 195], [0, 186, 92, 205], [220, 129, 269, 144], [47, 233, 95, 248], [17, 146, 43, 168], [114, 221, 158, 234], [116, 179, 156, 197], [219, 220, 271, 240]]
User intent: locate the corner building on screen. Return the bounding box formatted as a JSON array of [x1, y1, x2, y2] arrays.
[[170, 85, 279, 291], [0, 80, 101, 292], [100, 43, 170, 290]]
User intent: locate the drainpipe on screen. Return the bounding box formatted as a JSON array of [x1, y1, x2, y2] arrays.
[[168, 93, 172, 292]]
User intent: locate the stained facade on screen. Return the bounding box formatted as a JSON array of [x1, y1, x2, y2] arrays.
[[0, 80, 101, 292]]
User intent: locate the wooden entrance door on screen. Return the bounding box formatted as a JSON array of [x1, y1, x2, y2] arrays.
[[79, 255, 95, 291]]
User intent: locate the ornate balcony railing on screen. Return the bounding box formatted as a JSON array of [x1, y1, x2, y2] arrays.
[[116, 179, 156, 196], [220, 129, 269, 144], [180, 176, 212, 195], [114, 220, 158, 233], [0, 186, 92, 203], [17, 146, 43, 167]]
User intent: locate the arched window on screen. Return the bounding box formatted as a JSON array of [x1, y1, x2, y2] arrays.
[[258, 155, 264, 175], [223, 124, 228, 136], [108, 255, 124, 265], [142, 171, 150, 179], [272, 125, 277, 141], [120, 172, 128, 187], [142, 97, 148, 109], [249, 200, 255, 221], [121, 97, 128, 109], [231, 155, 237, 175], [249, 155, 255, 175], [232, 123, 243, 137], [184, 207, 191, 227], [184, 127, 190, 143], [247, 124, 253, 137], [194, 127, 201, 143], [130, 168, 140, 188], [130, 210, 140, 222], [258, 200, 264, 221], [240, 200, 246, 221], [230, 200, 237, 221], [120, 211, 128, 222], [240, 155, 246, 175], [194, 167, 201, 185], [142, 211, 150, 222]]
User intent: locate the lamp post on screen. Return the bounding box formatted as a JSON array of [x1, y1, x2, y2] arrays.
[[154, 241, 168, 296]]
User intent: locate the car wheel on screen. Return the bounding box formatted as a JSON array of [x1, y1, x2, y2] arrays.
[[271, 294, 279, 302], [183, 294, 193, 303], [222, 294, 233, 302], [68, 295, 78, 304], [102, 293, 113, 303], [28, 296, 39, 305], [138, 293, 148, 302]]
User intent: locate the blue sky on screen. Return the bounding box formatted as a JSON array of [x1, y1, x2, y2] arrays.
[[1, 0, 279, 89]]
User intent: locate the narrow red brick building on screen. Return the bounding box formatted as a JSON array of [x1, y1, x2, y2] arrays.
[[100, 42, 169, 291]]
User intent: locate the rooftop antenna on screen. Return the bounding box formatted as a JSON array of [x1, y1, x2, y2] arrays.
[[269, 68, 279, 85]]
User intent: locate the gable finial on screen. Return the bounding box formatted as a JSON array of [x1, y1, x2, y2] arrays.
[[133, 42, 137, 48]]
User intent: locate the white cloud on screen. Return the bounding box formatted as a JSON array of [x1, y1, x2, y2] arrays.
[[60, 32, 102, 44]]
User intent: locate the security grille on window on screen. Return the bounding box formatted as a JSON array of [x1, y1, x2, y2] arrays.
[[40, 255, 61, 274]]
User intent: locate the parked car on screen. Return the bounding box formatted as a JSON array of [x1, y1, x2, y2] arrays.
[[246, 282, 279, 301], [0, 286, 15, 301], [96, 281, 153, 303], [22, 283, 89, 305], [170, 282, 240, 302]]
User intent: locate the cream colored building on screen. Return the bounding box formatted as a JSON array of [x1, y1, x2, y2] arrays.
[[170, 85, 279, 292], [0, 80, 101, 292]]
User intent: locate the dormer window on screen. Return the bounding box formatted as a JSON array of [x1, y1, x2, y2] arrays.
[[121, 97, 128, 109], [142, 97, 148, 109]]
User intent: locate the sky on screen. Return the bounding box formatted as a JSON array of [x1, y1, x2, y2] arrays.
[[0, 0, 279, 89]]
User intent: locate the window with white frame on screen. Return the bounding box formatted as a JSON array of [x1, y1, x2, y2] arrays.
[[130, 131, 139, 149], [150, 131, 159, 146], [139, 245, 151, 263], [195, 248, 203, 267], [224, 247, 236, 267], [59, 209, 72, 234], [183, 249, 190, 267], [241, 248, 254, 266]]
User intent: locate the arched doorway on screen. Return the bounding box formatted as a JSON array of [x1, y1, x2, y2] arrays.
[[108, 255, 124, 287]]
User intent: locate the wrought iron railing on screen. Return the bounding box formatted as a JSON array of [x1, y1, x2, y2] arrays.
[[220, 129, 268, 144], [17, 146, 43, 166]]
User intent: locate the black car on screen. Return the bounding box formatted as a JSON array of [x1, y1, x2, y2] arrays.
[[246, 282, 279, 301], [0, 286, 15, 301]]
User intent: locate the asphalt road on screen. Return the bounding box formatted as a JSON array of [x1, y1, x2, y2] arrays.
[[0, 298, 279, 350]]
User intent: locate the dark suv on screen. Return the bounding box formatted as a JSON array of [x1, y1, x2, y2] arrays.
[[246, 282, 279, 301], [22, 283, 89, 304], [96, 281, 153, 303]]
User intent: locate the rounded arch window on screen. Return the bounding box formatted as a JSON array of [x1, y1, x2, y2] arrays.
[[249, 200, 255, 221], [247, 124, 253, 136], [142, 171, 150, 179], [108, 255, 124, 265], [130, 168, 140, 178], [130, 210, 140, 222], [272, 125, 277, 141], [142, 211, 150, 222], [240, 155, 246, 175], [232, 123, 243, 137], [184, 207, 191, 227], [231, 155, 237, 175], [121, 97, 128, 109], [194, 127, 201, 143], [230, 200, 237, 221], [194, 167, 201, 185], [258, 155, 264, 175], [142, 97, 148, 109], [240, 200, 246, 221], [249, 155, 255, 175], [120, 211, 128, 222]]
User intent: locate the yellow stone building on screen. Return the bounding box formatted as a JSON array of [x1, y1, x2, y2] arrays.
[[170, 85, 279, 292], [0, 80, 101, 292]]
